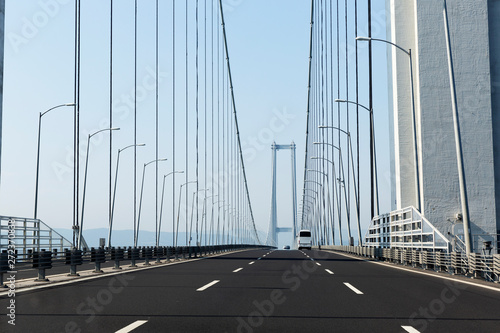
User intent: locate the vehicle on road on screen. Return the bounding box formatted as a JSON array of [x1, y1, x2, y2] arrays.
[[283, 245, 290, 250], [297, 229, 312, 250]]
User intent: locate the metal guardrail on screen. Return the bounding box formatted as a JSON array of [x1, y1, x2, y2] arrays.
[[0, 245, 271, 287], [318, 245, 500, 283]]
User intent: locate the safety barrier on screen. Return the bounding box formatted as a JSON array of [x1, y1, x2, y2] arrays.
[[1, 244, 269, 285], [319, 245, 500, 283], [0, 250, 11, 287], [32, 250, 53, 281]]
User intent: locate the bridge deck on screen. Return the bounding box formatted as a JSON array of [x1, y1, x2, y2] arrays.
[[1, 249, 499, 332]]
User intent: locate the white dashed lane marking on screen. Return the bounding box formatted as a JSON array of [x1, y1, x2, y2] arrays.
[[344, 282, 364, 295], [115, 320, 148, 333], [196, 280, 220, 291]]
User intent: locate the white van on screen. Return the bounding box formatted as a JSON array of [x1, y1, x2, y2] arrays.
[[297, 229, 312, 250]]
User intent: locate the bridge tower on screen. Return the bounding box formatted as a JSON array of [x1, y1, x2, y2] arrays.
[[268, 142, 297, 247], [0, 0, 4, 188], [387, 0, 500, 252]]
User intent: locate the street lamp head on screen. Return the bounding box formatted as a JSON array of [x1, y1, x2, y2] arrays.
[[119, 143, 146, 153], [318, 125, 327, 129], [335, 99, 346, 103], [356, 36, 371, 41], [90, 127, 120, 138], [40, 103, 77, 117], [164, 170, 184, 178], [145, 157, 168, 166]]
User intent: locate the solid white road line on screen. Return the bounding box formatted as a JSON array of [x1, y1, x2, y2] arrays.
[[115, 320, 148, 333], [233, 268, 243, 273], [344, 282, 364, 295], [248, 261, 255, 265], [196, 280, 220, 291], [401, 326, 420, 333], [325, 269, 334, 275]]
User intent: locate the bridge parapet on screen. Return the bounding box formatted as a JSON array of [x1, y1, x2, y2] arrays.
[[318, 245, 500, 283]]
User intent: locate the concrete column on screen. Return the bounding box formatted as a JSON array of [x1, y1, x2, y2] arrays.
[[489, 0, 500, 242], [0, 0, 4, 188], [387, 0, 498, 251]]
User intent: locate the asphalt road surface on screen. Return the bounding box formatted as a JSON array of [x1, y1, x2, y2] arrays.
[[1, 249, 499, 332]]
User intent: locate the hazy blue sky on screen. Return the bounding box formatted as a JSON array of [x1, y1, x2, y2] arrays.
[[0, 0, 390, 247]]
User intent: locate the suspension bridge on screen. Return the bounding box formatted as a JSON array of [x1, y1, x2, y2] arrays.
[[0, 0, 500, 332]]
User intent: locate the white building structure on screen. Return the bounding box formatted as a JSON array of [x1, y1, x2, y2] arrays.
[[378, 0, 500, 253]]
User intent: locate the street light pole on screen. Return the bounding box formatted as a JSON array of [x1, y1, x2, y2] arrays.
[[157, 170, 184, 247], [302, 193, 318, 242], [175, 180, 197, 247], [304, 180, 324, 245], [78, 127, 120, 250], [212, 200, 224, 245], [135, 157, 168, 247], [307, 171, 330, 245], [316, 125, 364, 244], [188, 188, 208, 246], [307, 169, 334, 245], [311, 155, 349, 245], [303, 189, 319, 242], [313, 141, 362, 246], [334, 99, 377, 219], [218, 203, 230, 245], [200, 194, 217, 246], [108, 143, 146, 248], [356, 36, 420, 213], [34, 103, 75, 219]]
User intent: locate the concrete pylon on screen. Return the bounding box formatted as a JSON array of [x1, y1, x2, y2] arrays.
[[269, 142, 297, 246], [0, 0, 4, 189], [387, 0, 500, 252]]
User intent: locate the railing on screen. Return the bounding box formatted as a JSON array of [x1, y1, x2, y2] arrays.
[[0, 216, 73, 259], [319, 245, 500, 283], [0, 244, 271, 286], [364, 206, 450, 251]]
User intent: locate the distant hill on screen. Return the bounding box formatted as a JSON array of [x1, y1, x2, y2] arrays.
[[55, 228, 190, 248]]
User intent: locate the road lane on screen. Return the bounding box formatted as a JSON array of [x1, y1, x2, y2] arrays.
[[1, 249, 499, 332], [307, 249, 500, 332]]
